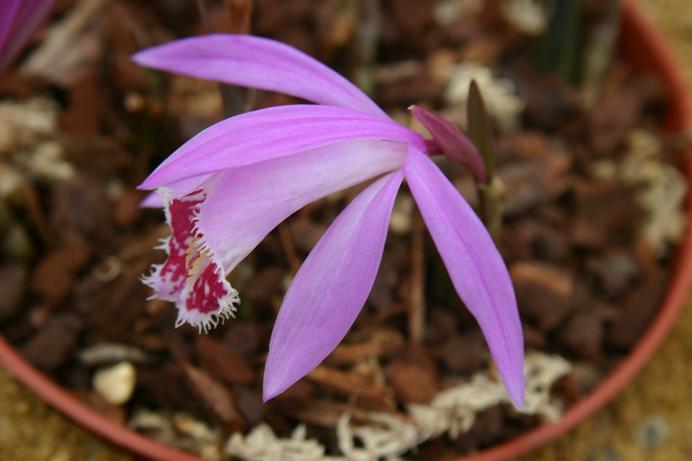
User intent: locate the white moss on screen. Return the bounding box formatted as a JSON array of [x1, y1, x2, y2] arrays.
[[593, 129, 687, 256], [224, 351, 571, 460]]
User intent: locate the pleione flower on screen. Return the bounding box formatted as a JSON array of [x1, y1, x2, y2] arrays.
[[133, 34, 524, 406], [0, 0, 55, 71]]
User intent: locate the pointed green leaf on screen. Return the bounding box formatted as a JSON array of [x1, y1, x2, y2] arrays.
[[467, 80, 496, 179]]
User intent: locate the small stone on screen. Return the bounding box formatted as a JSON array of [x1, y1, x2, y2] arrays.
[[92, 362, 136, 405], [635, 416, 669, 448]]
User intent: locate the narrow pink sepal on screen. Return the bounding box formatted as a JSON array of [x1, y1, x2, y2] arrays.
[[404, 147, 524, 407], [263, 171, 403, 401], [410, 105, 487, 183], [132, 34, 385, 117]]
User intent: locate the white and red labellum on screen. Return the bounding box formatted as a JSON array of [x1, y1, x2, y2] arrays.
[[142, 189, 239, 333]]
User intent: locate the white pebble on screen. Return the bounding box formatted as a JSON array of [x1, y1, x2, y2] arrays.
[[92, 362, 136, 405]]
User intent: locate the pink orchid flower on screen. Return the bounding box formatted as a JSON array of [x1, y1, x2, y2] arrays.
[[0, 0, 54, 71], [133, 35, 524, 406]]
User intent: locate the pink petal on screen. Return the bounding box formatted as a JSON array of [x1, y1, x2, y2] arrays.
[[0, 0, 54, 71], [263, 171, 403, 401], [404, 147, 524, 407], [195, 139, 407, 272], [139, 104, 423, 190], [410, 105, 487, 183], [132, 34, 385, 117]]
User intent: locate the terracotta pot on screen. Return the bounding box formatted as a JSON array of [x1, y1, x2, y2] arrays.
[[0, 1, 690, 460]]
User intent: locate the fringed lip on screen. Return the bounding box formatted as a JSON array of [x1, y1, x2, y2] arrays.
[[142, 187, 240, 334]]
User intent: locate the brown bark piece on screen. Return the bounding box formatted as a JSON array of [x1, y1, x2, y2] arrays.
[[20, 313, 82, 370], [385, 346, 439, 404], [308, 365, 392, 405], [195, 335, 255, 385], [181, 363, 245, 431], [607, 274, 666, 349], [0, 265, 27, 323], [558, 312, 604, 361], [511, 262, 575, 331], [32, 245, 90, 304]]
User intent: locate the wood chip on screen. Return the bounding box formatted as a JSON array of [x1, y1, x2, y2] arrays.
[[181, 363, 245, 431]]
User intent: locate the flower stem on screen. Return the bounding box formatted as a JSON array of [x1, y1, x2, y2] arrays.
[[408, 211, 426, 344], [467, 80, 503, 241], [478, 180, 503, 242]]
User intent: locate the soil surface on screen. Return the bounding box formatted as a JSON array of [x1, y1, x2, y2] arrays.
[[1, 0, 691, 460]]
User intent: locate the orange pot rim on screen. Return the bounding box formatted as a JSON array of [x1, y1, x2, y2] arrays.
[[0, 2, 690, 461]]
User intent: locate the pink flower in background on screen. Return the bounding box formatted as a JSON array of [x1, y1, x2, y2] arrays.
[[133, 35, 524, 406], [0, 0, 54, 71]]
